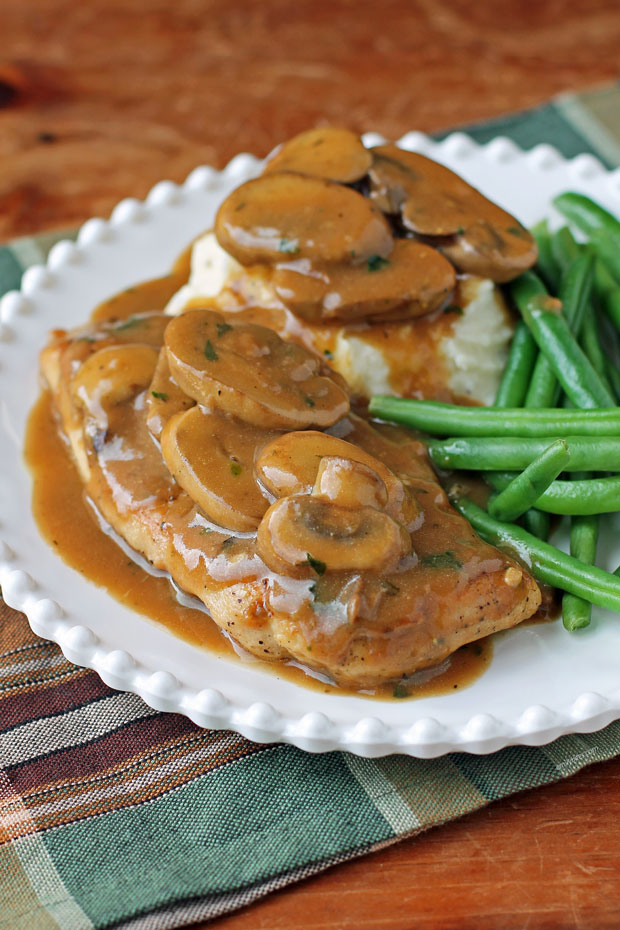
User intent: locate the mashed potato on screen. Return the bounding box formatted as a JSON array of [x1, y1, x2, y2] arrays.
[[165, 232, 513, 406]]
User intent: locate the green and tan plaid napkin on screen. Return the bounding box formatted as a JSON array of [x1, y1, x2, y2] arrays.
[[2, 83, 620, 930]]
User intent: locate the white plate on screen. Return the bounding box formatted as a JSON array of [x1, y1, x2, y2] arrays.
[[3, 132, 620, 759]]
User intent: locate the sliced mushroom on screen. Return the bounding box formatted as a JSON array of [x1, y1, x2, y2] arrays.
[[439, 219, 538, 283], [263, 128, 372, 184], [257, 495, 411, 577], [146, 349, 195, 439], [272, 239, 456, 322], [369, 145, 537, 282], [165, 309, 350, 429], [101, 311, 172, 346], [312, 456, 388, 510], [215, 172, 393, 266], [255, 430, 419, 529], [71, 344, 160, 425], [160, 405, 279, 532]]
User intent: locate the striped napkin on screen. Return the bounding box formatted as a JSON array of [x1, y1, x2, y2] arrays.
[[2, 83, 620, 929]]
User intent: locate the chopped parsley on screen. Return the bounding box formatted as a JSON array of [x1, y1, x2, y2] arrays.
[[304, 395, 316, 408], [279, 238, 299, 255], [381, 580, 400, 596], [216, 321, 233, 337], [306, 553, 326, 576], [393, 682, 409, 699], [230, 460, 242, 476], [421, 551, 463, 570], [367, 254, 390, 272], [151, 391, 169, 402], [507, 225, 529, 239], [199, 527, 212, 536], [204, 339, 219, 361], [323, 349, 333, 360], [115, 316, 144, 331], [444, 304, 463, 315]]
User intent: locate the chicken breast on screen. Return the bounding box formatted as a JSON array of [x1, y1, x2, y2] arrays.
[[40, 312, 540, 689]]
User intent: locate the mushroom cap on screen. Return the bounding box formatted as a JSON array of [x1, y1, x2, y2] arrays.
[[215, 172, 393, 266], [161, 405, 278, 533], [257, 495, 411, 577], [369, 145, 537, 282], [100, 311, 172, 347], [312, 456, 389, 510], [439, 220, 539, 283], [255, 429, 419, 529], [146, 348, 195, 439], [71, 344, 159, 424], [263, 127, 372, 184], [273, 239, 456, 322], [165, 309, 350, 429]]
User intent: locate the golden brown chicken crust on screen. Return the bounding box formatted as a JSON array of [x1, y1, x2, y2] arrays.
[[40, 318, 541, 689]]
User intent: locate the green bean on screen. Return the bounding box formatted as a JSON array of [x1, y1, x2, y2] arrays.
[[563, 513, 599, 630], [521, 508, 551, 541], [589, 229, 620, 287], [450, 495, 620, 612], [523, 251, 593, 407], [494, 321, 538, 407], [367, 398, 620, 437], [427, 436, 620, 472], [488, 472, 620, 515], [558, 245, 593, 334], [489, 440, 570, 523], [580, 309, 616, 398], [531, 219, 561, 291], [599, 308, 620, 377], [554, 193, 620, 287], [510, 270, 615, 408], [553, 192, 620, 250], [551, 225, 581, 273], [594, 259, 620, 332], [604, 356, 620, 402], [524, 343, 563, 409], [484, 473, 552, 538]]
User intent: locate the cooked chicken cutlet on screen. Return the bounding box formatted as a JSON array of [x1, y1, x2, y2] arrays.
[[38, 129, 541, 689], [40, 309, 540, 688]]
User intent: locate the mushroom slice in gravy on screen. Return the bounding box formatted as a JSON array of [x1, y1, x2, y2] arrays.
[[215, 172, 393, 266], [165, 308, 350, 429], [273, 239, 456, 322], [71, 344, 160, 426], [369, 145, 537, 282], [146, 348, 195, 439], [161, 404, 278, 532], [263, 127, 373, 183], [255, 429, 419, 530], [257, 495, 411, 577]]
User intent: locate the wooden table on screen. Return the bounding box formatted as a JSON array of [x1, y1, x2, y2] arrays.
[[4, 1, 620, 926]]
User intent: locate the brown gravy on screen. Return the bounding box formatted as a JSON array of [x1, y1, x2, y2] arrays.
[[26, 393, 492, 702], [25, 261, 505, 702]]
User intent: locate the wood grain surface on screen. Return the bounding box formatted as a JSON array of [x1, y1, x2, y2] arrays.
[[4, 1, 620, 927]]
